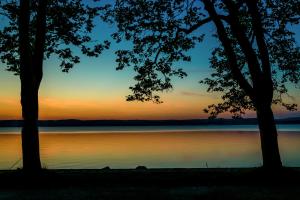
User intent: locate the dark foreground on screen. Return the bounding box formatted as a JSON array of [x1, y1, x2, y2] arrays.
[[0, 168, 299, 200]]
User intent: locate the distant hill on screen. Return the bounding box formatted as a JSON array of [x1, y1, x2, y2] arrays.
[[0, 117, 300, 127]]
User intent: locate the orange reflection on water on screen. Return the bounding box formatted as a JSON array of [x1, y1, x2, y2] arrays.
[[0, 131, 299, 169]]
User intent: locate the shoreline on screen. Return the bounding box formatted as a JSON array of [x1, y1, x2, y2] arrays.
[[1, 129, 300, 135], [0, 118, 300, 127]]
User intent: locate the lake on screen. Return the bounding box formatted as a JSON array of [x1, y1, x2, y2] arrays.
[[0, 125, 299, 169]]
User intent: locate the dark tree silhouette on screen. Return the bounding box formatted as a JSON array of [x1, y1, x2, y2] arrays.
[[0, 0, 109, 171], [104, 0, 300, 169]]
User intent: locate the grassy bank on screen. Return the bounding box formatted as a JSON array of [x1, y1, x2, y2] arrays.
[[0, 168, 299, 200]]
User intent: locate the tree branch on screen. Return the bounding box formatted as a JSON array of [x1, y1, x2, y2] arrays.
[[202, 0, 254, 98], [223, 0, 263, 87], [246, 0, 272, 80], [176, 17, 212, 35], [19, 0, 32, 77], [33, 0, 47, 88]]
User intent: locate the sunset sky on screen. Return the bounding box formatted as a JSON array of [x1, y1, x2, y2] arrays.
[[0, 10, 299, 120]]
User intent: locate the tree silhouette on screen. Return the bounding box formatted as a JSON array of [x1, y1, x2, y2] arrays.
[[0, 0, 109, 171], [105, 0, 300, 169]]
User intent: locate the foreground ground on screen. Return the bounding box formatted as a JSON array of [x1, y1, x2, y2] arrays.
[[0, 168, 299, 200]]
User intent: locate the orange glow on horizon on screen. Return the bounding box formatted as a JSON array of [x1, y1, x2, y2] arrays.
[[0, 94, 295, 120], [0, 97, 210, 120]]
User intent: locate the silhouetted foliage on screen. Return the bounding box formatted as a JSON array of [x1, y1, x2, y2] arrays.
[[0, 0, 109, 171], [200, 0, 300, 119], [105, 0, 299, 112], [102, 0, 209, 103], [0, 0, 109, 73], [105, 0, 300, 169]]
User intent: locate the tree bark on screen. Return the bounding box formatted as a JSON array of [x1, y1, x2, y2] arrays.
[[21, 82, 42, 171], [256, 102, 282, 169], [19, 0, 43, 171]]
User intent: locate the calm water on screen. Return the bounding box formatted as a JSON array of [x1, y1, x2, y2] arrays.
[[0, 125, 299, 169]]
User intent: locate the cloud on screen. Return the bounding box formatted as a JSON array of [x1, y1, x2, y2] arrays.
[[180, 91, 204, 97]]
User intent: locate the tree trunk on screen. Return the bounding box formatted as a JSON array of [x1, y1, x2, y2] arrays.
[[256, 103, 282, 169], [21, 78, 42, 171], [19, 0, 46, 172], [19, 0, 42, 171]]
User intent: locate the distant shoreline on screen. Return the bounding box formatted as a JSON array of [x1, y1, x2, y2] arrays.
[[0, 117, 300, 127]]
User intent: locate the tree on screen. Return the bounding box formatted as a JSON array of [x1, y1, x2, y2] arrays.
[[0, 0, 109, 171], [104, 0, 300, 169]]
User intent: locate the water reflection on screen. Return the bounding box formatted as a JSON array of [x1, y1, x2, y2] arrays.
[[0, 131, 299, 169]]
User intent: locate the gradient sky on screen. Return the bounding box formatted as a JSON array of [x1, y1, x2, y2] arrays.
[[0, 5, 299, 120]]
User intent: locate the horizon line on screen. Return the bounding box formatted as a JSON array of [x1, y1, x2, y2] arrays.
[[0, 117, 299, 121]]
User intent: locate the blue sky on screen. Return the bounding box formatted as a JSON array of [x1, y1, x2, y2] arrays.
[[0, 1, 299, 120]]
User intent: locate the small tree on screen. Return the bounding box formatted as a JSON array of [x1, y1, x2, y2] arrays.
[[0, 0, 109, 171], [105, 0, 300, 169]]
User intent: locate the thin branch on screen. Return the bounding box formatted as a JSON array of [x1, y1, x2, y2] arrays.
[[176, 17, 212, 35]]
